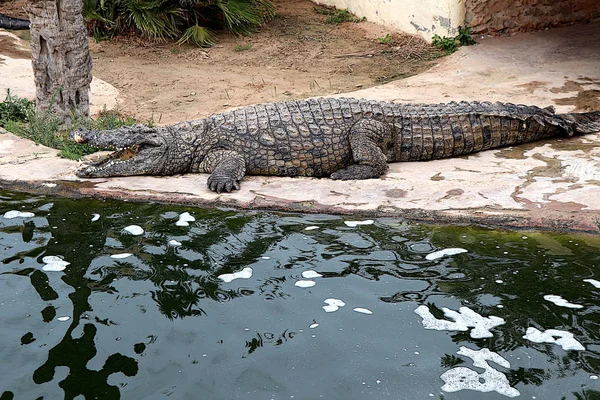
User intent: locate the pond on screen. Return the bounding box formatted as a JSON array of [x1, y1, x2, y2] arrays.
[[1, 189, 599, 400]]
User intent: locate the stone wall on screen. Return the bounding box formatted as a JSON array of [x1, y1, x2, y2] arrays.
[[466, 0, 600, 35]]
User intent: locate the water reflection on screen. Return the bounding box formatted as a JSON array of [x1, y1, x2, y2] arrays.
[[1, 190, 600, 399]]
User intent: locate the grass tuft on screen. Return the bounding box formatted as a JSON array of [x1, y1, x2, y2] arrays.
[[234, 43, 253, 52], [313, 6, 365, 24], [0, 90, 148, 160]]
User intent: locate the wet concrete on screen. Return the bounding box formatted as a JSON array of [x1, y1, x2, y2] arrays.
[[1, 23, 599, 233]]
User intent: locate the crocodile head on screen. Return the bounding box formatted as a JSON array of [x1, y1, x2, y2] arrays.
[[70, 125, 184, 177]]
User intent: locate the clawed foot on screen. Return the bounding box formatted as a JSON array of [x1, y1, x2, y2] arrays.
[[207, 175, 241, 193], [330, 165, 383, 180]]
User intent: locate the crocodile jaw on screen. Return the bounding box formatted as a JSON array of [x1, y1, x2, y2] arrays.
[[70, 128, 169, 177], [75, 146, 168, 177]]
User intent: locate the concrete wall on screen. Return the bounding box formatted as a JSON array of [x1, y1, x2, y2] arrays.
[[313, 0, 600, 40], [313, 0, 466, 41], [466, 0, 600, 35]]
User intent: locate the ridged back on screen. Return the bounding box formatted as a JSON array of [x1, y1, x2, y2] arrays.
[[391, 101, 569, 161], [207, 98, 573, 168]]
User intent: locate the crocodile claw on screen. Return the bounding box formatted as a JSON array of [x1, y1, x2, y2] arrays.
[[207, 175, 241, 193]]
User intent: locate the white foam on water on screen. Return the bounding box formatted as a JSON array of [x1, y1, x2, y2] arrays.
[[123, 225, 144, 235], [543, 294, 583, 309], [110, 253, 133, 259], [175, 212, 195, 227], [3, 210, 35, 219], [295, 280, 316, 288], [323, 298, 345, 312], [344, 220, 374, 227], [425, 248, 468, 261], [414, 305, 505, 339], [309, 323, 319, 329], [441, 346, 520, 398], [584, 279, 600, 288], [218, 267, 253, 283], [523, 327, 585, 351], [91, 213, 100, 222], [353, 307, 373, 315], [42, 256, 70, 272], [57, 316, 71, 322], [302, 270, 323, 279], [304, 226, 319, 231]]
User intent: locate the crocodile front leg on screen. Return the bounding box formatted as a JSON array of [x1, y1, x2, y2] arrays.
[[200, 150, 247, 193], [330, 119, 392, 180]]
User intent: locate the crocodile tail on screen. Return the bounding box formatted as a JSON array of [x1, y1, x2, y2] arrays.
[[561, 111, 600, 135]]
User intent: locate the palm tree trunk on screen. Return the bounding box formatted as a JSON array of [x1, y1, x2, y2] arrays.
[[26, 0, 92, 126]]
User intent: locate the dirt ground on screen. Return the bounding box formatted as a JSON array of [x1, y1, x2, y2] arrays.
[[0, 0, 439, 124]]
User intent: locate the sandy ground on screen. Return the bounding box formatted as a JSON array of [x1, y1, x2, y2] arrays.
[[0, 30, 119, 113], [1, 0, 438, 123], [0, 5, 599, 233]]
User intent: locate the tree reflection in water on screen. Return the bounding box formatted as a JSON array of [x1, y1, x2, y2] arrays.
[[1, 190, 600, 399]]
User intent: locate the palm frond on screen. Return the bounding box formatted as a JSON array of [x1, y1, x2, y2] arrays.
[[177, 25, 216, 46], [125, 0, 181, 39], [82, 0, 275, 44], [217, 0, 274, 34]]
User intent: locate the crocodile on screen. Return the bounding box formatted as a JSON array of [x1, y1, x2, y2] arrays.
[[70, 98, 600, 193]]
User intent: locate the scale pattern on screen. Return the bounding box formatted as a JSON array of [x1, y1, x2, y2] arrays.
[[192, 98, 582, 176], [71, 97, 600, 192]]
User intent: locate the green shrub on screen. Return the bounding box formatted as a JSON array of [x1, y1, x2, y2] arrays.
[[0, 89, 35, 127], [432, 26, 476, 54], [377, 33, 394, 45], [83, 0, 275, 47], [0, 90, 148, 160]]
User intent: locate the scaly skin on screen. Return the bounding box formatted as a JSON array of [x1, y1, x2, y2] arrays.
[[70, 98, 600, 193]]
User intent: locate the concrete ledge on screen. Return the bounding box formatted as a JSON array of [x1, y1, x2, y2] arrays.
[[1, 23, 599, 233], [1, 128, 599, 233]]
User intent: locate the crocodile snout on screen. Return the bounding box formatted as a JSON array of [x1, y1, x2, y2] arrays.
[[69, 130, 86, 143]]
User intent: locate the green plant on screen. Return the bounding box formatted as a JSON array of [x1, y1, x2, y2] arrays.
[[377, 33, 394, 45], [431, 26, 476, 54], [177, 25, 216, 47], [1, 91, 147, 160], [83, 0, 275, 47], [89, 106, 139, 131], [234, 42, 253, 52], [313, 6, 365, 24], [456, 26, 476, 46], [0, 90, 35, 128]]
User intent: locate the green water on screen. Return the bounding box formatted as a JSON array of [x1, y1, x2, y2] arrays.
[[0, 190, 599, 400]]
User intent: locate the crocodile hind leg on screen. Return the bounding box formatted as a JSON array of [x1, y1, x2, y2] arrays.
[[330, 119, 392, 180], [200, 150, 247, 193]]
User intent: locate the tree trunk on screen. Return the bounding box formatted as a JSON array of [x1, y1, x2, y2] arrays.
[[26, 0, 92, 126]]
